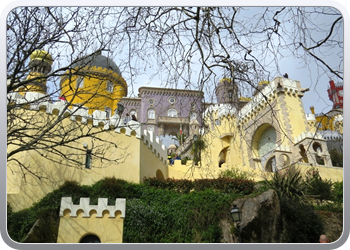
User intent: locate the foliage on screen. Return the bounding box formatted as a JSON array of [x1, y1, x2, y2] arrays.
[[218, 167, 254, 180], [332, 181, 343, 205], [8, 175, 342, 243], [191, 138, 206, 165], [305, 168, 333, 204], [8, 177, 240, 243], [143, 177, 255, 195], [329, 148, 343, 167], [280, 197, 324, 243], [265, 167, 309, 202]]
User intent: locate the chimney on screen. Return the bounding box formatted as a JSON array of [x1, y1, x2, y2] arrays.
[[310, 106, 315, 114]]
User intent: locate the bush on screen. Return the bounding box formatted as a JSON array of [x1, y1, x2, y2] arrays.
[[304, 168, 333, 204], [329, 148, 343, 167], [332, 181, 343, 205], [218, 168, 254, 180], [281, 197, 324, 243], [266, 167, 309, 202], [143, 177, 255, 195]]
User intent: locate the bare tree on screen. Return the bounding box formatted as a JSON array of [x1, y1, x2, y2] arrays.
[[7, 7, 343, 179], [7, 7, 134, 180]]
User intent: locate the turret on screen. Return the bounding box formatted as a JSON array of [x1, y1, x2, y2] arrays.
[[19, 50, 53, 101], [215, 78, 239, 105], [60, 51, 127, 116], [327, 80, 343, 109]]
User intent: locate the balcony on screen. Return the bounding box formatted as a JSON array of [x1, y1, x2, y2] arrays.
[[157, 116, 189, 125]]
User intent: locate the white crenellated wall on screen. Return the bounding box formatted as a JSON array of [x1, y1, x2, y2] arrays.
[[59, 197, 126, 218], [141, 130, 168, 165], [8, 93, 168, 164], [203, 103, 236, 119], [294, 131, 323, 144], [203, 77, 303, 125]]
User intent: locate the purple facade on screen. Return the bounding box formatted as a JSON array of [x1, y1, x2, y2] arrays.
[[120, 87, 204, 139]]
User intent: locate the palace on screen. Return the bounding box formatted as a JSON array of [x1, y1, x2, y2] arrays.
[[7, 50, 343, 243]]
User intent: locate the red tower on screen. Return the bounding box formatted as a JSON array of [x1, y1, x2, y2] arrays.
[[327, 80, 343, 109]]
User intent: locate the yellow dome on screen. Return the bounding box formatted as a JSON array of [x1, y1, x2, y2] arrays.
[[60, 53, 127, 115], [30, 50, 53, 65]]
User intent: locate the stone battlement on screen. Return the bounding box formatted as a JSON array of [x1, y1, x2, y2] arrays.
[[294, 131, 323, 144], [141, 130, 168, 165], [7, 93, 167, 164], [59, 197, 126, 218]]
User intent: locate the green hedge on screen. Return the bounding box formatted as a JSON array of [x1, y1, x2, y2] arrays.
[[143, 177, 255, 195]]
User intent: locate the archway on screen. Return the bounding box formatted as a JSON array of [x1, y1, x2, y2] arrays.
[[80, 234, 101, 243]]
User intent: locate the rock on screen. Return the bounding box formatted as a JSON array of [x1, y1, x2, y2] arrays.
[[316, 211, 343, 243], [232, 189, 282, 243]]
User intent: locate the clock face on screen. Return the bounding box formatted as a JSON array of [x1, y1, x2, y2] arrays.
[[338, 90, 343, 97]]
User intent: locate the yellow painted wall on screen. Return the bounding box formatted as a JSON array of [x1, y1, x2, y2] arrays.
[[57, 211, 124, 243], [7, 109, 168, 212], [140, 141, 168, 181], [60, 67, 127, 115], [280, 94, 308, 138]]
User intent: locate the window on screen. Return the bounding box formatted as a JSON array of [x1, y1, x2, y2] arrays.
[[168, 108, 178, 117], [149, 99, 155, 105], [169, 97, 176, 104], [215, 119, 221, 126], [190, 112, 197, 121], [105, 107, 112, 118], [106, 81, 114, 92], [148, 125, 154, 132], [85, 149, 92, 169], [148, 109, 155, 119], [228, 90, 233, 99], [258, 126, 277, 157], [130, 110, 137, 121], [130, 110, 137, 119], [266, 157, 277, 173], [76, 76, 84, 89]]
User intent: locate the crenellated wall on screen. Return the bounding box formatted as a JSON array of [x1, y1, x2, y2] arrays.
[[7, 93, 168, 212], [57, 197, 126, 243]]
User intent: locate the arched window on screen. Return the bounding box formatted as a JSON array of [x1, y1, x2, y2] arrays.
[[130, 109, 137, 120], [258, 126, 276, 158], [148, 109, 155, 119], [299, 144, 309, 163], [168, 108, 178, 117], [266, 157, 277, 173], [105, 107, 112, 118]]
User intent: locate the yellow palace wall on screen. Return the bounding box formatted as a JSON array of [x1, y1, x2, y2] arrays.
[[7, 111, 166, 212]]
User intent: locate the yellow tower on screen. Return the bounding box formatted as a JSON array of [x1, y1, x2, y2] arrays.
[[60, 52, 127, 116], [21, 50, 53, 94]]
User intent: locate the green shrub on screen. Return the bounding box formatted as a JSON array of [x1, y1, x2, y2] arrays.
[[304, 168, 336, 206], [281, 197, 324, 243], [332, 181, 343, 205], [266, 167, 309, 202], [144, 177, 255, 195], [329, 148, 343, 167], [218, 168, 254, 180]]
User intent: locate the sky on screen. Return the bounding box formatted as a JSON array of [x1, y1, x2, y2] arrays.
[[116, 6, 343, 116]]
